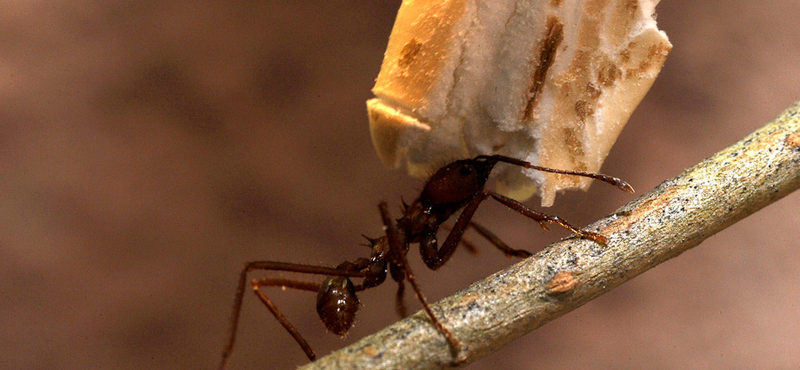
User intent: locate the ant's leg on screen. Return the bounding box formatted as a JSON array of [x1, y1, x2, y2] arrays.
[[441, 223, 480, 255], [388, 262, 408, 318], [251, 278, 321, 361], [423, 192, 491, 270], [377, 202, 462, 358], [468, 221, 532, 258], [395, 280, 407, 318], [219, 261, 365, 370], [446, 222, 527, 258], [487, 191, 608, 245]]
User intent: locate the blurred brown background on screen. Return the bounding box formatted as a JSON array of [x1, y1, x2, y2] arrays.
[[2, 1, 799, 369]]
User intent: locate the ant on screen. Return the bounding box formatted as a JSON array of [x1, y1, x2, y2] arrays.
[[218, 154, 633, 369]]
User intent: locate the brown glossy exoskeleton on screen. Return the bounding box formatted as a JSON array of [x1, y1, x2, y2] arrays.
[[218, 155, 633, 369]]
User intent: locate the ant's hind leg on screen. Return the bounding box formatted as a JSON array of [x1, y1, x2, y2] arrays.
[[250, 278, 321, 361], [219, 261, 366, 370], [488, 192, 609, 245]]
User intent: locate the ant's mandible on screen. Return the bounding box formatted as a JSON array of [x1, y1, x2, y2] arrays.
[[218, 154, 634, 369]]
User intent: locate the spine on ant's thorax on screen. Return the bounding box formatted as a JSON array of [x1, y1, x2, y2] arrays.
[[367, 0, 671, 206]]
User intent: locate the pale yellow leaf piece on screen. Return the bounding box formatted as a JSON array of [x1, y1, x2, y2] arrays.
[[368, 0, 671, 206]]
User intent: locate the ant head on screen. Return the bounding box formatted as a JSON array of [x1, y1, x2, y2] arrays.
[[420, 156, 498, 207], [316, 276, 359, 336]]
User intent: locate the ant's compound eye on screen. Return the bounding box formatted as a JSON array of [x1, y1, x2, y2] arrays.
[[459, 166, 473, 177]]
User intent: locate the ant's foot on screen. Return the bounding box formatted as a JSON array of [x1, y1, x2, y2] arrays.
[[578, 230, 608, 246], [450, 344, 469, 366], [509, 249, 533, 258]]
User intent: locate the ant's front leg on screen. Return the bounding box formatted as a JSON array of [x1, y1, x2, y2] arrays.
[[421, 191, 492, 270], [488, 191, 609, 245], [426, 187, 602, 271], [393, 230, 489, 319], [441, 223, 480, 255]]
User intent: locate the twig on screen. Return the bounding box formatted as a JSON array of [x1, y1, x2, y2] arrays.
[[299, 102, 800, 370]]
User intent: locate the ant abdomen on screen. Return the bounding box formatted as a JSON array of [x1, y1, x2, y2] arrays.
[[316, 276, 359, 336]]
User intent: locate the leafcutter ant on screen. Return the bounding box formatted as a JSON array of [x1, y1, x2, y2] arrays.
[[218, 154, 633, 369]]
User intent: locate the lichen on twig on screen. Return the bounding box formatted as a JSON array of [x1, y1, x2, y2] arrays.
[[300, 102, 800, 370]]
